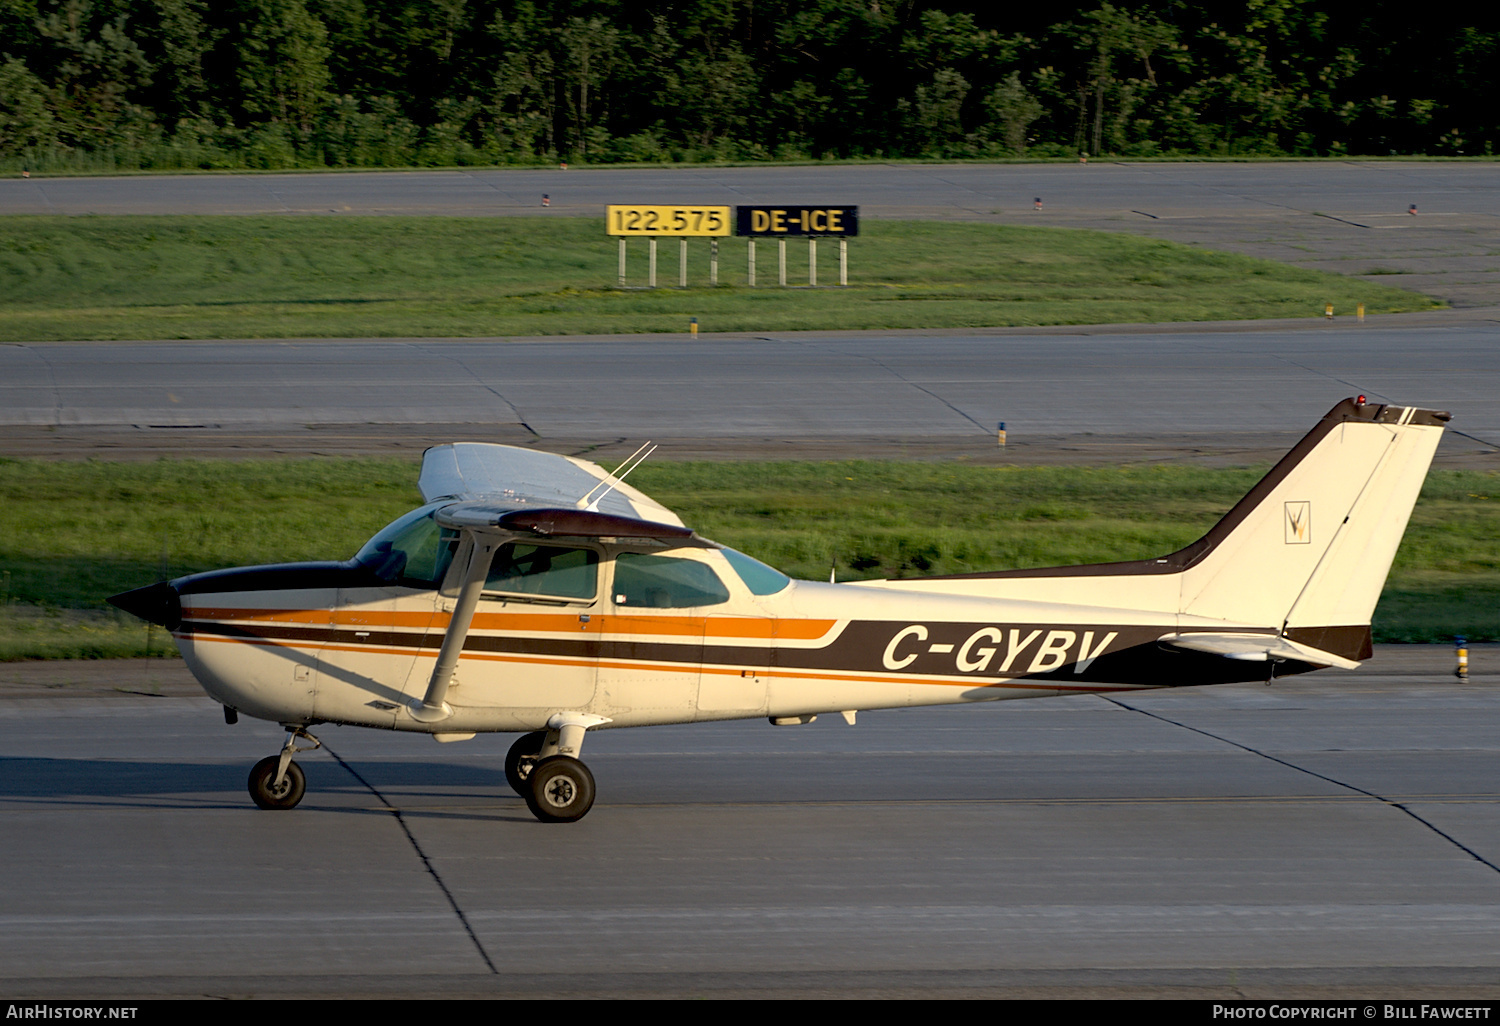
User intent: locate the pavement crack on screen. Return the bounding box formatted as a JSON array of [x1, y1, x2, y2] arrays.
[[1101, 696, 1500, 877], [241, 173, 293, 213], [409, 343, 538, 437], [777, 336, 992, 436], [1260, 357, 1500, 449], [18, 345, 64, 425], [1311, 212, 1371, 228], [323, 742, 499, 973], [28, 179, 58, 213], [857, 353, 992, 435]]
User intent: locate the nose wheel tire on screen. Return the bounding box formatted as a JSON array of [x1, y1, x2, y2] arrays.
[[525, 756, 595, 823], [248, 756, 306, 810], [505, 730, 548, 796]]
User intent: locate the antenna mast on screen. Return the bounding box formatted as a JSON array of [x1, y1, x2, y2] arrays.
[[578, 442, 657, 512]]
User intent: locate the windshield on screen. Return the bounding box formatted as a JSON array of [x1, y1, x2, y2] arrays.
[[354, 504, 459, 589], [720, 547, 792, 595]]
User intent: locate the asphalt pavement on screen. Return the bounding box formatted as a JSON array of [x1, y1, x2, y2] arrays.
[[3, 163, 1499, 998], [1, 649, 1497, 998], [5, 161, 1499, 306], [3, 324, 1498, 465]]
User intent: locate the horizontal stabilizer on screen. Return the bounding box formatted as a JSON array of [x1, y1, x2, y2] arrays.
[[1158, 632, 1362, 670]]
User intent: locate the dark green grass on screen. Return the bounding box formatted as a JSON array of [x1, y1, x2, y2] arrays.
[[1, 458, 1493, 659], [0, 216, 1436, 341]]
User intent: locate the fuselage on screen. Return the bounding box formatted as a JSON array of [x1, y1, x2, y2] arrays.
[[165, 541, 1314, 735]]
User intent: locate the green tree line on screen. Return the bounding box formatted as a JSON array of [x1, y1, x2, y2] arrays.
[[1, 0, 1495, 171]]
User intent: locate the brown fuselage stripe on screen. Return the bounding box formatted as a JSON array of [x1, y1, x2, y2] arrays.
[[182, 632, 1145, 693], [177, 613, 1342, 688]]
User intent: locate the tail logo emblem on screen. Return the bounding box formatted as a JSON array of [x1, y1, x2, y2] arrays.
[[1285, 501, 1311, 544]]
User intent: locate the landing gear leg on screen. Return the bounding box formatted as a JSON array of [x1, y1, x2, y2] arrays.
[[247, 727, 320, 810]]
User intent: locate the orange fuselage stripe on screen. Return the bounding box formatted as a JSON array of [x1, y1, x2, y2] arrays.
[[185, 606, 838, 640]]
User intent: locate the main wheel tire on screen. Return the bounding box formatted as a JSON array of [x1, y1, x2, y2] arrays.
[[526, 756, 595, 823], [504, 730, 548, 796], [248, 756, 306, 810]]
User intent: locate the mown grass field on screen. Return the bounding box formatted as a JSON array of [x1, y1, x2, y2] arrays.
[[0, 216, 1436, 341], [0, 458, 1493, 659]]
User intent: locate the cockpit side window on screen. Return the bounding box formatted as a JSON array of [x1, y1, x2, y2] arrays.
[[355, 506, 459, 589], [485, 543, 598, 602], [612, 552, 730, 608]]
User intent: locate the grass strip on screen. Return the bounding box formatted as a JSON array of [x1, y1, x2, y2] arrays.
[[0, 457, 1493, 659], [0, 216, 1435, 341]]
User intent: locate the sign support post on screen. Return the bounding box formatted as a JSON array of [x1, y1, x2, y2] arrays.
[[733, 205, 859, 288], [605, 206, 731, 289]]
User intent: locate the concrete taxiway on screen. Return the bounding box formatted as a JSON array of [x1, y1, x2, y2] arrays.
[[1, 649, 1496, 998]]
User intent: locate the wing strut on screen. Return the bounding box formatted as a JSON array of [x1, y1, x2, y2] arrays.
[[409, 534, 494, 723]]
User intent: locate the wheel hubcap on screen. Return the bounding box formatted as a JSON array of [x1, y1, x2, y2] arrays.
[[543, 777, 576, 808]]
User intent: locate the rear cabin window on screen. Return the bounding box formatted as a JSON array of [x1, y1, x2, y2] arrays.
[[355, 506, 459, 589], [485, 544, 598, 602], [612, 553, 730, 608]]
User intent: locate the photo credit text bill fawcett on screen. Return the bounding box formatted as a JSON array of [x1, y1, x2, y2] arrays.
[[1213, 1009, 1492, 1021]]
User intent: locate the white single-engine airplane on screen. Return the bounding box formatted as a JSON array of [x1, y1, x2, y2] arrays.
[[111, 398, 1447, 823]]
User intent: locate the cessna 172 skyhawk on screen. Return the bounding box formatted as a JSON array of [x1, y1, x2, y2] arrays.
[[110, 397, 1447, 823]]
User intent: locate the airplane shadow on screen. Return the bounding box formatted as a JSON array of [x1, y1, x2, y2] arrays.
[[0, 756, 535, 822]]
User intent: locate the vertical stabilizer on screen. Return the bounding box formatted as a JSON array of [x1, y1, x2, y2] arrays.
[[1175, 400, 1446, 643]]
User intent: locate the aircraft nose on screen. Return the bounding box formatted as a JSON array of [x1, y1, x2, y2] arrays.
[[108, 581, 182, 630]]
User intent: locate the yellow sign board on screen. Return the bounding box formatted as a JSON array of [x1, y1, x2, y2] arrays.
[[607, 205, 731, 237]]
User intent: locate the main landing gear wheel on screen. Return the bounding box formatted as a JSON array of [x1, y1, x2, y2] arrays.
[[248, 755, 306, 810], [525, 755, 595, 823], [505, 730, 548, 796]]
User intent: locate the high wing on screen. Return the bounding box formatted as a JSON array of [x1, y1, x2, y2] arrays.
[[410, 442, 701, 725], [418, 442, 686, 528]]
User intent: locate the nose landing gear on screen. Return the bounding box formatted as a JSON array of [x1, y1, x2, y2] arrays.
[[248, 727, 320, 810]]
